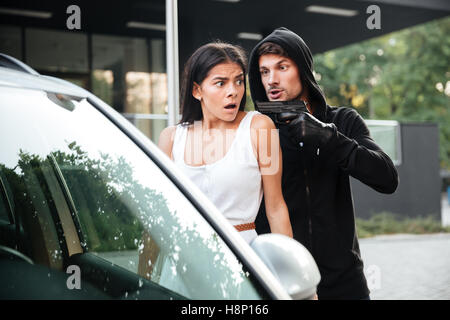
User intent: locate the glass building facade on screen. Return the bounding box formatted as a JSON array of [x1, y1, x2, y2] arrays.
[[0, 25, 168, 143]]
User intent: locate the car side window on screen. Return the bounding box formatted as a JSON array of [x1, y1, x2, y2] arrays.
[[0, 88, 264, 300]]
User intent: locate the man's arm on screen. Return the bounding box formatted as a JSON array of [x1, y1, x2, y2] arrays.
[[329, 109, 399, 194], [288, 108, 398, 194]]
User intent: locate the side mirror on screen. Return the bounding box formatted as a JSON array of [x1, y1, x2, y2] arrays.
[[250, 234, 321, 300]]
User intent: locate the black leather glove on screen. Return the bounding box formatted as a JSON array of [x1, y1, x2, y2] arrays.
[[287, 111, 337, 150]]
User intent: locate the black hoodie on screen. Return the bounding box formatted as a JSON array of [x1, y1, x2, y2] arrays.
[[249, 28, 399, 299]]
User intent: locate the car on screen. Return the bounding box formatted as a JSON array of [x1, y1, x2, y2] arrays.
[[0, 53, 320, 300]]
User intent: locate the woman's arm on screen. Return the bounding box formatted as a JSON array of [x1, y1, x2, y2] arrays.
[[158, 126, 177, 159], [251, 114, 293, 238]]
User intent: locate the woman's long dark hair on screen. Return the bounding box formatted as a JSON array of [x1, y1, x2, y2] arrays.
[[179, 42, 247, 125]]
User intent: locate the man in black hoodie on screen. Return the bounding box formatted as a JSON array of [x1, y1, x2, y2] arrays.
[[249, 27, 399, 300]]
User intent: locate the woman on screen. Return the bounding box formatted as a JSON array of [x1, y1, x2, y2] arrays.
[[158, 42, 292, 243]]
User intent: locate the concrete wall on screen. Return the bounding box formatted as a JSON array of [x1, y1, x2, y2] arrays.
[[351, 122, 441, 219]]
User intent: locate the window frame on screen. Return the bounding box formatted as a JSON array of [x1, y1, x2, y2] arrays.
[[0, 172, 15, 225]]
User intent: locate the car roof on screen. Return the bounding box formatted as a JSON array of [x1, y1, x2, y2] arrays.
[[0, 66, 88, 98]]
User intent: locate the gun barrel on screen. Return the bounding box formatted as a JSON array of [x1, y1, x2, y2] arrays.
[[255, 101, 308, 114]]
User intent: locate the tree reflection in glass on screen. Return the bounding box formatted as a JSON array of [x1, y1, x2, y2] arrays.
[[0, 141, 261, 299]]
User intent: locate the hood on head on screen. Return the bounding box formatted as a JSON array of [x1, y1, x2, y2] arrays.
[[248, 27, 327, 121]]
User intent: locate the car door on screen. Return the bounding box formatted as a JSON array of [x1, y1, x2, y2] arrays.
[[0, 85, 271, 299]]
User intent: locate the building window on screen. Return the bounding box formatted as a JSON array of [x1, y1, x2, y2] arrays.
[[0, 25, 168, 143], [26, 28, 88, 73], [0, 25, 22, 60], [92, 34, 168, 142], [366, 120, 402, 166]]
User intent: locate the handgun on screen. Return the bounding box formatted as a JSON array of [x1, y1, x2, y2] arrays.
[[255, 100, 309, 124]]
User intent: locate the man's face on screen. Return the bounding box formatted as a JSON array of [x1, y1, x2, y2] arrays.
[[258, 54, 304, 101]]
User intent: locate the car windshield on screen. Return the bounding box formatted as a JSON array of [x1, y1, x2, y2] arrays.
[[0, 86, 264, 299]]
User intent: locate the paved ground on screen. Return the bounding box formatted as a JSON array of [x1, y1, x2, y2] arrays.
[[360, 233, 450, 300], [357, 193, 450, 300]]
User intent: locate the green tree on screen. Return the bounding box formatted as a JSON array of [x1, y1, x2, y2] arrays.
[[314, 16, 450, 169]]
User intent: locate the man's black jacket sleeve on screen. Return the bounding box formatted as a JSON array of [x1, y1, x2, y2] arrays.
[[327, 108, 399, 194]]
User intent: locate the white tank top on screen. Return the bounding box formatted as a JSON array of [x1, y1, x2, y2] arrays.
[[172, 111, 263, 243]]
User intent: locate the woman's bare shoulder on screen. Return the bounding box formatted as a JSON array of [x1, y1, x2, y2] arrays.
[[159, 125, 177, 138], [251, 113, 276, 130], [158, 125, 177, 157]]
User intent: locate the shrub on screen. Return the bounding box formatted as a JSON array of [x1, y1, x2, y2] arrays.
[[356, 212, 450, 238]]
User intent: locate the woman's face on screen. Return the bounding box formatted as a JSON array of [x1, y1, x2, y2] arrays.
[[193, 61, 245, 122]]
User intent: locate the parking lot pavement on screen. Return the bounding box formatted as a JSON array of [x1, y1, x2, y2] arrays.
[[359, 233, 450, 300]]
